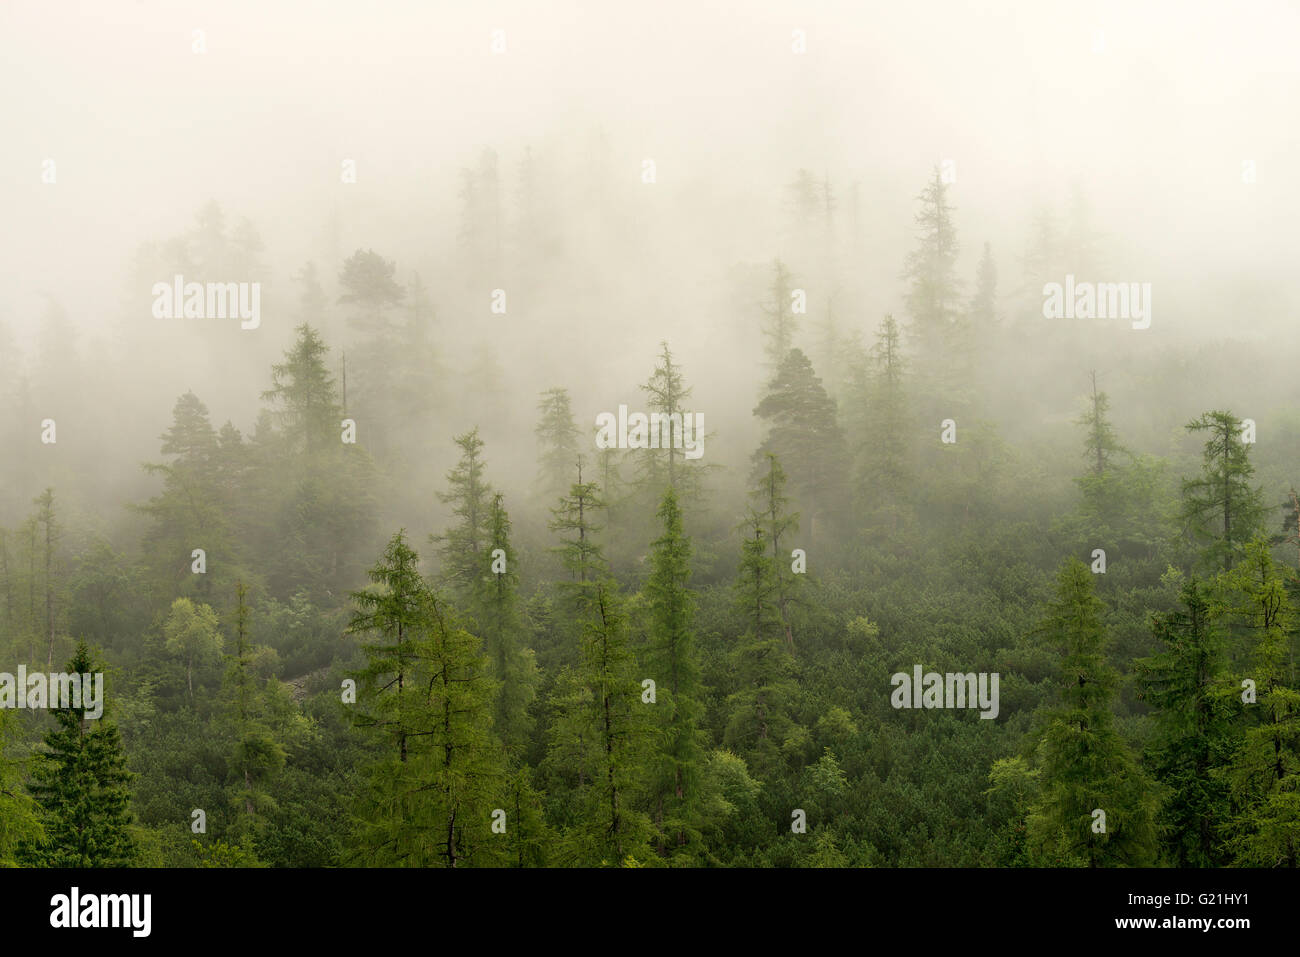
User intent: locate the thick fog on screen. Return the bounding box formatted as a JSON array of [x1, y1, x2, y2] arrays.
[[2, 0, 1299, 533]]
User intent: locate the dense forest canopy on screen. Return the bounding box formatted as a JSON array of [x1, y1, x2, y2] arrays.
[[2, 1, 1298, 868]]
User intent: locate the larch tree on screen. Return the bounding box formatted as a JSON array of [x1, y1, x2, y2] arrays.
[[33, 489, 61, 669], [749, 453, 799, 655], [1073, 372, 1129, 533], [848, 314, 913, 530], [637, 342, 701, 502], [535, 387, 581, 505], [1028, 560, 1157, 867], [547, 466, 652, 865], [1217, 540, 1300, 867], [760, 259, 799, 374], [261, 324, 341, 458], [346, 530, 428, 764], [1135, 573, 1233, 866], [475, 492, 538, 759], [724, 514, 798, 779], [901, 169, 962, 371], [644, 488, 706, 860], [1179, 410, 1265, 573], [222, 582, 285, 836], [433, 428, 494, 596]]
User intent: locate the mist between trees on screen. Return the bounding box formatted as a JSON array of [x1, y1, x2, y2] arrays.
[[2, 2, 1298, 868]]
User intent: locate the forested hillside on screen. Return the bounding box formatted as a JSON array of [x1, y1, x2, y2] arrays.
[[2, 2, 1297, 870]]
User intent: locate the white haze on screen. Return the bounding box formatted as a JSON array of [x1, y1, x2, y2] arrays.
[[1, 0, 1298, 531]]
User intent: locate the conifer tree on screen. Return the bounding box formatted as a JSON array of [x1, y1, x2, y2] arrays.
[[1073, 372, 1129, 532], [258, 323, 377, 598], [753, 348, 845, 547], [535, 388, 581, 505], [1180, 410, 1265, 572], [346, 531, 428, 764], [967, 241, 999, 332], [261, 324, 341, 457], [1217, 540, 1300, 866], [475, 493, 538, 758], [28, 642, 137, 867], [502, 765, 550, 867], [33, 489, 61, 669], [848, 315, 913, 529], [724, 515, 798, 778], [760, 259, 799, 373], [1135, 573, 1232, 865], [550, 463, 605, 587], [349, 533, 503, 866], [137, 393, 231, 597], [547, 467, 652, 864], [434, 429, 494, 595], [749, 453, 799, 654], [1028, 560, 1157, 866], [901, 169, 961, 366], [644, 488, 705, 859], [223, 582, 285, 834], [637, 342, 700, 500], [337, 248, 406, 337], [355, 589, 503, 867], [1077, 371, 1125, 481]]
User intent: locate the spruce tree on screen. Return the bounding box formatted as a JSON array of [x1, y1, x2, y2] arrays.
[[753, 348, 845, 548], [27, 642, 137, 867]]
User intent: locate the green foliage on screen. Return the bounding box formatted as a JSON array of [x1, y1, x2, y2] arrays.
[[0, 710, 42, 865], [27, 642, 137, 867], [1215, 540, 1300, 866], [1027, 561, 1158, 866], [643, 488, 706, 861], [1180, 410, 1266, 573], [1135, 572, 1233, 865]]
